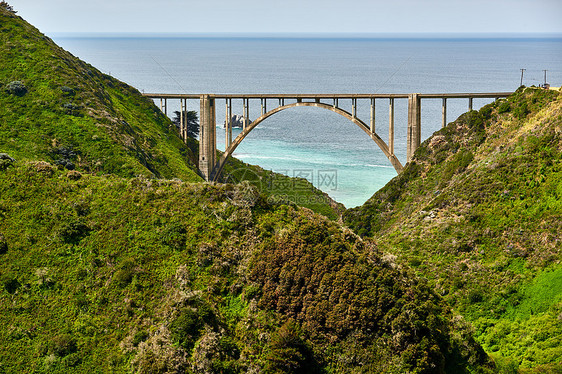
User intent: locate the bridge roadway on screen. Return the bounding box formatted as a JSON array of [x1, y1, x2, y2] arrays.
[[143, 92, 513, 181]]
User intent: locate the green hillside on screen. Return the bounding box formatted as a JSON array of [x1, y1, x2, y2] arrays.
[[0, 163, 492, 373], [0, 5, 342, 219], [0, 5, 493, 373], [0, 7, 201, 181], [345, 87, 562, 372]]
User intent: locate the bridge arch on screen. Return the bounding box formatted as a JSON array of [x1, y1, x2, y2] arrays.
[[212, 102, 403, 182], [143, 92, 514, 182]]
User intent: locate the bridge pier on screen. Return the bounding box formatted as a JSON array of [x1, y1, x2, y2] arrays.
[[199, 94, 216, 181], [407, 93, 421, 162]]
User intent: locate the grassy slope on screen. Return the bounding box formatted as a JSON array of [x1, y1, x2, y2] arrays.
[[220, 156, 345, 220], [344, 88, 562, 372], [0, 163, 491, 373], [0, 9, 201, 181], [0, 8, 341, 219]]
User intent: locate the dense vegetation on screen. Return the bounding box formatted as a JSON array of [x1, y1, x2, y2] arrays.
[[0, 6, 494, 373], [345, 87, 562, 372], [0, 8, 201, 181], [0, 163, 492, 373]]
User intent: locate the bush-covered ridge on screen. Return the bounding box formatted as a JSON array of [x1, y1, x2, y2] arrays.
[[344, 87, 562, 371], [0, 7, 202, 180], [0, 7, 343, 219], [0, 162, 492, 373]]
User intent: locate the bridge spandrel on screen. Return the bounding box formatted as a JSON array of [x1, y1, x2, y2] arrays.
[[143, 92, 512, 181]]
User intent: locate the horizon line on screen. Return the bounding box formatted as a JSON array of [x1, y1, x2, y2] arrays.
[[50, 31, 562, 40]]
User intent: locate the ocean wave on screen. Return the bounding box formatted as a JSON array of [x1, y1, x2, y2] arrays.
[[215, 125, 280, 131], [364, 164, 395, 169]]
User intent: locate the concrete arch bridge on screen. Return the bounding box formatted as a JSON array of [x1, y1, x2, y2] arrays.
[[143, 92, 512, 181]]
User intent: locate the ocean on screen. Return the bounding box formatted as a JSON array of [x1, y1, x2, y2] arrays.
[[54, 35, 562, 207]]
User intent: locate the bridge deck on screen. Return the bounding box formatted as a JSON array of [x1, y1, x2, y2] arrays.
[[142, 92, 513, 100]]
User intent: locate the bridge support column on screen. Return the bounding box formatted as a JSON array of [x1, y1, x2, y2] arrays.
[[199, 94, 216, 181], [407, 93, 421, 162], [180, 99, 187, 140], [243, 99, 249, 130], [159, 98, 168, 116], [370, 98, 375, 133], [442, 98, 447, 128], [225, 99, 232, 149], [389, 98, 395, 155]]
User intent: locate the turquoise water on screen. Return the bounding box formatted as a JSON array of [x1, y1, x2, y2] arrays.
[[55, 36, 562, 207]]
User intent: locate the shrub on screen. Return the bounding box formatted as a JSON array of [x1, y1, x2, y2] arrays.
[[498, 101, 511, 114], [33, 161, 55, 174], [132, 330, 149, 347], [5, 81, 27, 96], [0, 153, 15, 171], [513, 102, 530, 119], [67, 170, 82, 180], [61, 86, 75, 96], [52, 146, 79, 170], [440, 149, 474, 184], [468, 290, 484, 303], [50, 334, 77, 357], [0, 1, 16, 13], [2, 276, 20, 294], [0, 233, 7, 254], [161, 222, 187, 251], [35, 267, 55, 288], [58, 219, 90, 244], [480, 103, 494, 119], [114, 259, 136, 288], [264, 320, 319, 374], [170, 300, 214, 352], [170, 308, 205, 351]]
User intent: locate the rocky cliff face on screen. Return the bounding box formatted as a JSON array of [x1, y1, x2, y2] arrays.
[[223, 114, 251, 128]]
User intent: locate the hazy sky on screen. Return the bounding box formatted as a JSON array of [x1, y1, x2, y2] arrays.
[[9, 0, 562, 35]]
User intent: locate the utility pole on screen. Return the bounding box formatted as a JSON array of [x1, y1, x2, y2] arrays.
[[543, 70, 548, 87], [520, 68, 526, 86]]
